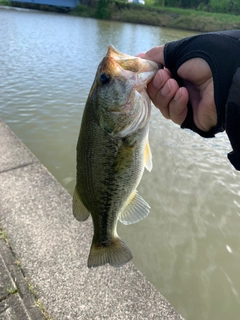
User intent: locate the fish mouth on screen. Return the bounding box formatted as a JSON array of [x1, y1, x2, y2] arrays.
[[136, 57, 161, 87], [106, 45, 160, 85], [135, 70, 157, 92], [109, 61, 159, 116]]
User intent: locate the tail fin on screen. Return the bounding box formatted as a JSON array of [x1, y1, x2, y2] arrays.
[[87, 237, 133, 268]]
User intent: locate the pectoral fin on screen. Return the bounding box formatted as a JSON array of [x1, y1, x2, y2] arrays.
[[119, 190, 150, 225], [72, 187, 90, 221], [144, 139, 152, 172]]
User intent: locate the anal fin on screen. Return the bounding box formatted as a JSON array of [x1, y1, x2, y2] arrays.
[[119, 190, 150, 225], [72, 187, 90, 221]]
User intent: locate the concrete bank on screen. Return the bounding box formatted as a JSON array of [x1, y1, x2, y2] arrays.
[[0, 118, 184, 320]]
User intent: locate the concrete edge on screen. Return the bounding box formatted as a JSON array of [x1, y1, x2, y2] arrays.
[[0, 118, 184, 320], [0, 237, 45, 319]]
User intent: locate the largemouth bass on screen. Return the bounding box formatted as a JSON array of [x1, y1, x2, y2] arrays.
[[73, 45, 159, 268]]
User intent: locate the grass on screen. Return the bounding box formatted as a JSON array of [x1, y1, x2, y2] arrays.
[[36, 299, 55, 320], [24, 277, 55, 320], [109, 3, 240, 32], [71, 2, 240, 32], [7, 284, 18, 295], [0, 225, 8, 244], [2, 0, 240, 32], [0, 223, 54, 320]]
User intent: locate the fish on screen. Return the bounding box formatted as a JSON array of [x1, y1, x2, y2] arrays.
[[72, 45, 160, 268]]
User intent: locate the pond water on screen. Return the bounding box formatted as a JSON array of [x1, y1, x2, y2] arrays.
[[1, 6, 240, 320]]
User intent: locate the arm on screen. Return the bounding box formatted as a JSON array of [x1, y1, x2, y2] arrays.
[[226, 68, 240, 170]]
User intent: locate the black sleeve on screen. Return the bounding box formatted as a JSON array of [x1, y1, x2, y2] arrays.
[[164, 30, 240, 138], [226, 68, 240, 170]]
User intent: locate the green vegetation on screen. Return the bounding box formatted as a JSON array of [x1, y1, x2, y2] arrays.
[[70, 3, 93, 17], [0, 224, 52, 320], [95, 0, 111, 19], [72, 1, 240, 32], [1, 0, 240, 32], [0, 225, 8, 244], [0, 0, 10, 5], [79, 0, 240, 15], [7, 284, 18, 295], [24, 276, 55, 320], [148, 0, 240, 14]]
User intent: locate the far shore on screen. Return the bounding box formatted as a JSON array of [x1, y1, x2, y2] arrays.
[[1, 2, 240, 33], [71, 2, 240, 33]]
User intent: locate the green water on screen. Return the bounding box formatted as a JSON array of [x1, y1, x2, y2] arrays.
[[1, 7, 240, 320]]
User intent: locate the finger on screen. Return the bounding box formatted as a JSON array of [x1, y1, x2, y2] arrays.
[[138, 46, 165, 65], [168, 87, 189, 125], [147, 68, 171, 99], [148, 71, 179, 119], [147, 69, 171, 116]]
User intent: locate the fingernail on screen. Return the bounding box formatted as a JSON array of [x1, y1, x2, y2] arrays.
[[160, 81, 171, 96], [174, 88, 182, 101]]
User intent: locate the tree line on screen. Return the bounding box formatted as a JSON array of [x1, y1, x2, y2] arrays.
[[154, 0, 240, 14], [81, 0, 240, 15]]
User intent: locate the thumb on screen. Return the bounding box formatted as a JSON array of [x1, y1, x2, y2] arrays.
[[137, 46, 165, 65]]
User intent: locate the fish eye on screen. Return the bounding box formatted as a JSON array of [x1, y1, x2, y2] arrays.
[[100, 72, 111, 85]]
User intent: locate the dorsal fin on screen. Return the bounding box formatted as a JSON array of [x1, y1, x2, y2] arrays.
[[119, 190, 150, 225]]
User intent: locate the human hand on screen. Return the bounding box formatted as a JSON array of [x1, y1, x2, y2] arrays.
[[139, 46, 217, 132], [139, 31, 240, 170]]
